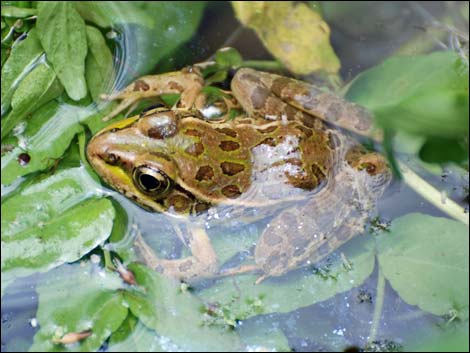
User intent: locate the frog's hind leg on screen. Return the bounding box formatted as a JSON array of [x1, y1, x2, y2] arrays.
[[101, 67, 204, 121], [232, 68, 378, 139], [134, 224, 218, 281]]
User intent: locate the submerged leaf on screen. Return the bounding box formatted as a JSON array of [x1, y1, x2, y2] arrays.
[[1, 28, 43, 115], [232, 1, 340, 74], [1, 102, 88, 185], [1, 62, 63, 139], [128, 264, 243, 351], [376, 213, 469, 319], [199, 235, 375, 318], [1, 167, 112, 283], [37, 1, 88, 100], [30, 263, 128, 352], [346, 52, 469, 139]]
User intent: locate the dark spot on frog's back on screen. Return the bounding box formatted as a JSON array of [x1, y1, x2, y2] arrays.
[[147, 124, 177, 139], [168, 81, 184, 92], [185, 129, 202, 137], [220, 161, 245, 176], [251, 86, 270, 109], [271, 77, 293, 96], [221, 184, 242, 198], [185, 142, 204, 157], [195, 165, 214, 181], [133, 80, 150, 91], [257, 125, 278, 134], [215, 127, 237, 138], [219, 140, 240, 151], [239, 72, 262, 84]]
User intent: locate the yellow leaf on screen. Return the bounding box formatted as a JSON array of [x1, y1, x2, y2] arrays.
[[232, 1, 340, 75]]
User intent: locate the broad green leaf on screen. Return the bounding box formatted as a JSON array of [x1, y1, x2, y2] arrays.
[[239, 317, 291, 352], [199, 235, 375, 318], [30, 263, 128, 352], [1, 62, 63, 139], [108, 315, 165, 352], [232, 1, 340, 74], [376, 213, 469, 319], [74, 2, 154, 29], [37, 1, 88, 101], [407, 322, 469, 352], [123, 290, 158, 330], [1, 167, 111, 283], [129, 263, 243, 351], [346, 52, 469, 139], [418, 137, 468, 164], [85, 25, 114, 103], [1, 103, 92, 185], [1, 5, 37, 17], [1, 28, 43, 115]]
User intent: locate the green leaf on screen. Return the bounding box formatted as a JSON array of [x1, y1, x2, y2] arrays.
[[85, 25, 114, 102], [37, 1, 88, 101], [74, 2, 154, 29], [30, 263, 128, 352], [1, 28, 43, 115], [128, 263, 243, 351], [1, 5, 37, 17], [376, 213, 469, 319], [418, 137, 468, 164], [199, 235, 375, 318], [1, 103, 91, 185], [238, 317, 291, 352], [108, 314, 165, 352], [346, 52, 469, 139], [123, 290, 158, 330], [1, 168, 111, 283], [1, 62, 63, 139]]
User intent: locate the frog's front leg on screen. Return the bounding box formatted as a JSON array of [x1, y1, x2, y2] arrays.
[[134, 223, 218, 281], [231, 68, 376, 138], [101, 67, 204, 121]]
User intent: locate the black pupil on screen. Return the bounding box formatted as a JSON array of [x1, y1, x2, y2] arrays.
[[140, 174, 160, 191]]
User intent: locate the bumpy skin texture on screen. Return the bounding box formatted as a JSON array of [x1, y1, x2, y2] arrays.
[[87, 67, 391, 282]]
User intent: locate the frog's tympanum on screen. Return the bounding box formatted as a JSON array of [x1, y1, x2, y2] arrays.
[[87, 67, 391, 283]]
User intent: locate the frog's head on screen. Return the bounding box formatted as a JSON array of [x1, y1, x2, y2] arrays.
[[87, 109, 213, 216]]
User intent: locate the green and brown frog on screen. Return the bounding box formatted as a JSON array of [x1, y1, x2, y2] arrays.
[[87, 66, 391, 283]]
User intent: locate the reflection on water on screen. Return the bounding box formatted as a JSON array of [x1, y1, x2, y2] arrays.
[[2, 2, 469, 352]]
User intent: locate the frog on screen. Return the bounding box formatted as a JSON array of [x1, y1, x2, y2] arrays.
[[87, 66, 391, 283]]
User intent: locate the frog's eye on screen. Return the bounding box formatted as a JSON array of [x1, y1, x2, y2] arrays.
[[133, 166, 172, 198]]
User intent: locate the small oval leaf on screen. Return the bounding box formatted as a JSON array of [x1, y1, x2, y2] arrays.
[[37, 1, 88, 101]]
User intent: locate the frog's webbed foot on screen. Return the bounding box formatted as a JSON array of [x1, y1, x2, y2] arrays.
[[101, 67, 204, 121], [134, 224, 218, 281]]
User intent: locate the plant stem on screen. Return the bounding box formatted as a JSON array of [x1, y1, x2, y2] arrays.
[[103, 248, 114, 270], [369, 266, 386, 344], [398, 161, 469, 225]]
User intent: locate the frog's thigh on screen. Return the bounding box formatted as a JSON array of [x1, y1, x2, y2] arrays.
[[135, 225, 218, 281], [255, 209, 333, 278], [102, 69, 204, 121]]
